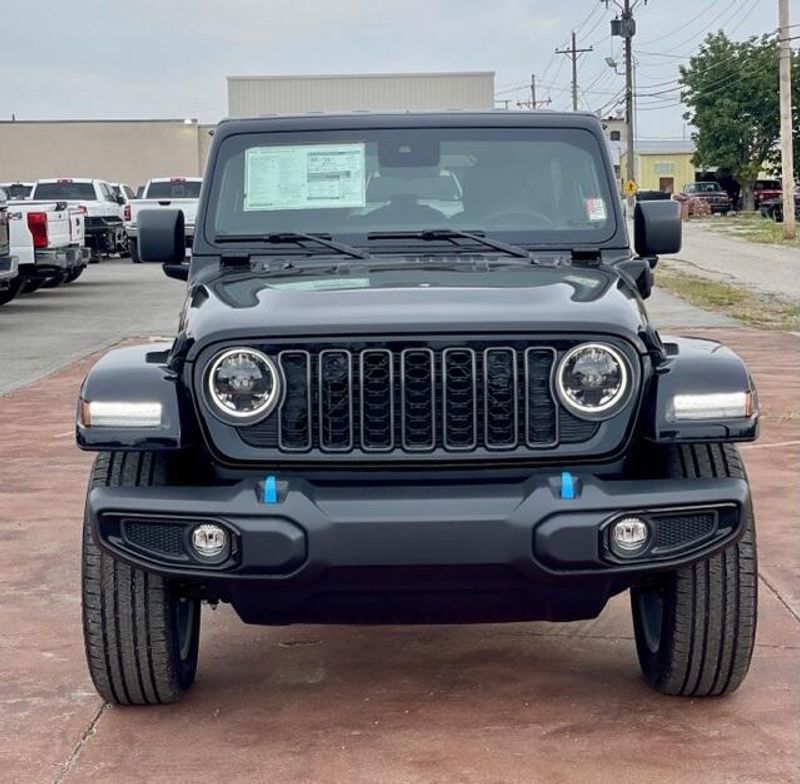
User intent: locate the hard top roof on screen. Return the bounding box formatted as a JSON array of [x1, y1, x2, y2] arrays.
[[215, 109, 604, 135]]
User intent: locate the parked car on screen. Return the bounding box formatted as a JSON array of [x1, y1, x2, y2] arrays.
[[77, 111, 758, 705], [6, 197, 85, 293], [760, 191, 800, 223], [127, 177, 202, 262], [30, 178, 126, 260], [0, 188, 20, 305], [0, 181, 34, 200], [110, 182, 136, 241], [753, 179, 782, 210], [679, 181, 732, 215]]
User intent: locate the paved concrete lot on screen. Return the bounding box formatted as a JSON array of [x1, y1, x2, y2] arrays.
[[0, 260, 733, 396], [666, 221, 800, 304], [0, 262, 186, 395], [0, 267, 797, 783]]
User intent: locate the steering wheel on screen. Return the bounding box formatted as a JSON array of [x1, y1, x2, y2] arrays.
[[483, 208, 554, 229]]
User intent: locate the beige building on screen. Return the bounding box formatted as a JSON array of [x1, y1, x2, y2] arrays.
[[227, 72, 495, 116], [0, 72, 495, 189], [0, 119, 214, 190], [620, 140, 696, 194]]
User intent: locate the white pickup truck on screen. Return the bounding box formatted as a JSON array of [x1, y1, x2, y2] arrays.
[[127, 177, 202, 262], [0, 188, 19, 305], [6, 200, 87, 295], [30, 178, 127, 260]]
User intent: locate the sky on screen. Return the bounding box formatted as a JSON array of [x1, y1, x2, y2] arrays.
[[2, 0, 796, 138]]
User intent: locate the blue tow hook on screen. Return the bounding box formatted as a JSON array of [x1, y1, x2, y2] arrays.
[[560, 471, 577, 500], [263, 475, 278, 504]]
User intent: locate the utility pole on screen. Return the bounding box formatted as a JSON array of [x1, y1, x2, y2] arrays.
[[607, 0, 642, 199], [556, 33, 594, 111], [516, 75, 552, 110], [623, 0, 636, 197], [779, 0, 796, 239]]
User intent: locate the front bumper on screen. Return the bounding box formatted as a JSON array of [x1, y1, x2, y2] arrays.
[[88, 472, 750, 624]]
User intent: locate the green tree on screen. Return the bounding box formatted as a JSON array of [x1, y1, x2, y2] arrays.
[[680, 32, 781, 210]]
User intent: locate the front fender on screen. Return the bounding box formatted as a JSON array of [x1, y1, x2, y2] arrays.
[[644, 336, 758, 443], [76, 342, 197, 451]]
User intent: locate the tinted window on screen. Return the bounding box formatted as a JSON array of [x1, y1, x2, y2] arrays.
[[207, 127, 617, 246], [686, 182, 721, 194], [146, 181, 202, 199], [34, 182, 96, 200], [2, 183, 32, 199]]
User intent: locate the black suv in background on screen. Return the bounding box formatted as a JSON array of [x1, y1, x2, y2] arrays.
[[76, 112, 759, 705]]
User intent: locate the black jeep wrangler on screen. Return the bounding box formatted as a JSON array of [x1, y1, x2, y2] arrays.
[[77, 112, 759, 705]]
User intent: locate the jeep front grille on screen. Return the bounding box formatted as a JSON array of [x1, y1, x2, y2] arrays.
[[232, 342, 603, 457]]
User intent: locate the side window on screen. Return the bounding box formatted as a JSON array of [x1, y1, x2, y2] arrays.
[[101, 183, 116, 202]]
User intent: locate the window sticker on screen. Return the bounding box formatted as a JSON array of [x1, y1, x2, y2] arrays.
[[585, 198, 608, 223], [244, 143, 366, 212]]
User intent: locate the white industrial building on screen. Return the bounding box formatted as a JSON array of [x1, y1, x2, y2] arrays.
[[227, 72, 495, 116]]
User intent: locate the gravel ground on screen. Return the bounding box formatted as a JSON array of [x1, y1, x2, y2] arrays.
[[663, 220, 800, 303]]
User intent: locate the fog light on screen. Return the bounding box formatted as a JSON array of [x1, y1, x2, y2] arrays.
[[191, 524, 227, 559], [610, 517, 650, 557]]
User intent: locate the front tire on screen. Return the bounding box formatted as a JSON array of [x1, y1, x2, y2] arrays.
[[631, 444, 757, 697], [82, 452, 201, 705], [129, 238, 141, 263]]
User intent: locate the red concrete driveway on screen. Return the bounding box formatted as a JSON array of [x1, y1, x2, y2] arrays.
[[1, 329, 798, 784]]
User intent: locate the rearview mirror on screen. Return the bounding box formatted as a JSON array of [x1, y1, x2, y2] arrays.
[[634, 200, 682, 261], [162, 262, 189, 282], [139, 209, 186, 263]]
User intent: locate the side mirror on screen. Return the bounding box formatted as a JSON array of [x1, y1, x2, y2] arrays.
[[162, 262, 189, 282], [139, 209, 186, 263], [634, 200, 682, 261], [115, 194, 126, 206]]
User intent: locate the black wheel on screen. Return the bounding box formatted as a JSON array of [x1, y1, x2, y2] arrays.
[[82, 452, 201, 705], [631, 444, 757, 697], [21, 279, 43, 294], [64, 267, 84, 284], [129, 238, 141, 263], [40, 273, 67, 289], [0, 279, 22, 305]]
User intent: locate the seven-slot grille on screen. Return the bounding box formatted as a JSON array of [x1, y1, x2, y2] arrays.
[[232, 342, 602, 456]]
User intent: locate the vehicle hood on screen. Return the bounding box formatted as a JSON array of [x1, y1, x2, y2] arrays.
[[181, 268, 650, 360]]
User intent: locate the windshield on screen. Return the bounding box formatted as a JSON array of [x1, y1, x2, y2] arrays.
[[207, 127, 617, 248], [2, 183, 32, 199], [34, 182, 96, 200], [146, 180, 202, 199], [686, 182, 721, 194]]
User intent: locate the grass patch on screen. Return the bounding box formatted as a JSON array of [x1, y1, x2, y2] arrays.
[[694, 213, 800, 247], [657, 268, 800, 331]]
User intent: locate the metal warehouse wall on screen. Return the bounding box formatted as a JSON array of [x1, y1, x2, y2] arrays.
[[0, 121, 215, 189], [227, 72, 495, 116]]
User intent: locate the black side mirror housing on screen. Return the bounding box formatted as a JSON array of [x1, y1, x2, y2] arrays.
[[634, 200, 682, 260], [162, 262, 190, 282], [139, 209, 186, 263], [115, 194, 126, 206]]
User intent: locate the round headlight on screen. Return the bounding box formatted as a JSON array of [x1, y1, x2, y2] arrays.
[[207, 348, 281, 423], [556, 343, 630, 418]]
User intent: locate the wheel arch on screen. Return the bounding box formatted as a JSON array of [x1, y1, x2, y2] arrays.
[[642, 336, 759, 444], [77, 343, 197, 452]]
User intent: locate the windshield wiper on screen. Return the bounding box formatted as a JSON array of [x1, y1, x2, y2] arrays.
[[367, 229, 531, 259], [215, 231, 370, 260]]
